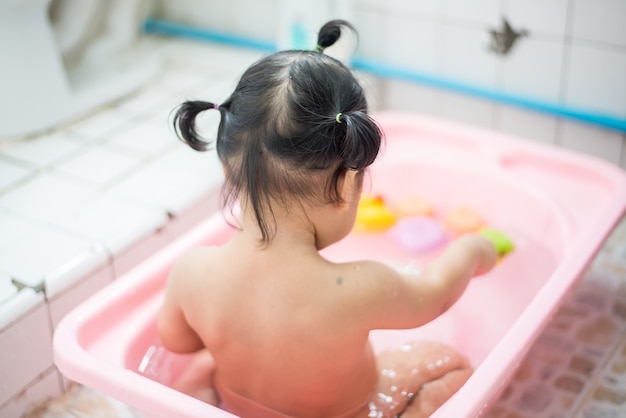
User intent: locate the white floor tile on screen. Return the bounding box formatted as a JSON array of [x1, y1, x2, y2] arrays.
[[67, 107, 138, 141], [0, 225, 91, 288], [55, 144, 142, 188], [0, 132, 85, 168], [53, 192, 168, 255], [109, 145, 223, 215], [107, 115, 179, 157], [0, 273, 17, 306], [0, 173, 98, 225], [0, 159, 32, 193], [0, 210, 43, 253], [115, 86, 180, 116]]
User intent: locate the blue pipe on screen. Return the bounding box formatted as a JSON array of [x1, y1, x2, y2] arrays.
[[143, 18, 626, 133]]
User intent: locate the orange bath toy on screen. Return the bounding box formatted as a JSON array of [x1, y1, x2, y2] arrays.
[[443, 206, 485, 235], [393, 196, 434, 218], [354, 195, 396, 232]]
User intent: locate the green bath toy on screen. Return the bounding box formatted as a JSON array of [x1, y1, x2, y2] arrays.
[[479, 228, 514, 257]]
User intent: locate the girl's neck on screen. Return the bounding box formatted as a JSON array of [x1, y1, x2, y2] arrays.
[[234, 206, 319, 252]]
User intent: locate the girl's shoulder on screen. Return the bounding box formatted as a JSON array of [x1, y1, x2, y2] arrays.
[[169, 245, 222, 283]]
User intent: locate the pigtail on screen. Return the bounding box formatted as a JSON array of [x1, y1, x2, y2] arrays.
[[172, 100, 219, 151], [340, 111, 382, 171], [316, 20, 356, 51]]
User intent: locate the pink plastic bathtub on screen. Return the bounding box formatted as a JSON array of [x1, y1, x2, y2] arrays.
[[54, 112, 626, 417]]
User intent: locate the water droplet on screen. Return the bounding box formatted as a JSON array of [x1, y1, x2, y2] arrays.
[[400, 344, 413, 352]]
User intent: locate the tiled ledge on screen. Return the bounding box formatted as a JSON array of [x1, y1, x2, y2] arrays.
[[0, 38, 265, 414], [0, 38, 264, 327]]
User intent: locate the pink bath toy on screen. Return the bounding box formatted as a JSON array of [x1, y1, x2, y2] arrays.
[[390, 216, 446, 253]]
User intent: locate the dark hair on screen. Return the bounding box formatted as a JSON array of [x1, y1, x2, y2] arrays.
[[173, 20, 382, 244]]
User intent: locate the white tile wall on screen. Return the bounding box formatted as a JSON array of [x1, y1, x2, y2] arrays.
[[495, 105, 559, 145], [352, 7, 381, 60], [442, 0, 501, 26], [564, 45, 626, 116], [571, 0, 626, 47], [0, 288, 44, 330], [378, 0, 440, 17], [440, 24, 498, 89], [500, 37, 564, 103], [231, 0, 281, 40], [48, 263, 114, 327], [44, 244, 111, 299], [381, 14, 440, 74], [381, 80, 438, 115], [506, 0, 569, 37], [156, 0, 230, 32], [435, 90, 496, 130], [558, 120, 624, 164]]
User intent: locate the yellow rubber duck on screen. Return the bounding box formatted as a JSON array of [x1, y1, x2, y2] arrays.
[[354, 195, 397, 232]]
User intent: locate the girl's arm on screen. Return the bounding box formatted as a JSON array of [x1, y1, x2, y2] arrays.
[[157, 252, 205, 353], [365, 234, 498, 330]]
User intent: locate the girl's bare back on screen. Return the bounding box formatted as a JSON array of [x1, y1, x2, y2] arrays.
[[159, 229, 492, 417]]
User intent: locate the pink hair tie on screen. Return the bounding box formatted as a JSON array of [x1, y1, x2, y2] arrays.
[[213, 103, 220, 110]]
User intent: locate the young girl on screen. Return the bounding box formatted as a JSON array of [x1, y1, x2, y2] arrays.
[[158, 20, 497, 418]]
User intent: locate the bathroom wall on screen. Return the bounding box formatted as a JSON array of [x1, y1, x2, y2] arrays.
[[153, 0, 626, 168]]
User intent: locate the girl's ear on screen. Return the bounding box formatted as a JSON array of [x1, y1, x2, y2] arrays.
[[338, 169, 362, 205]]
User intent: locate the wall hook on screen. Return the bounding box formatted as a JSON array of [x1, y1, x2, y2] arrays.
[[489, 18, 528, 56]]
